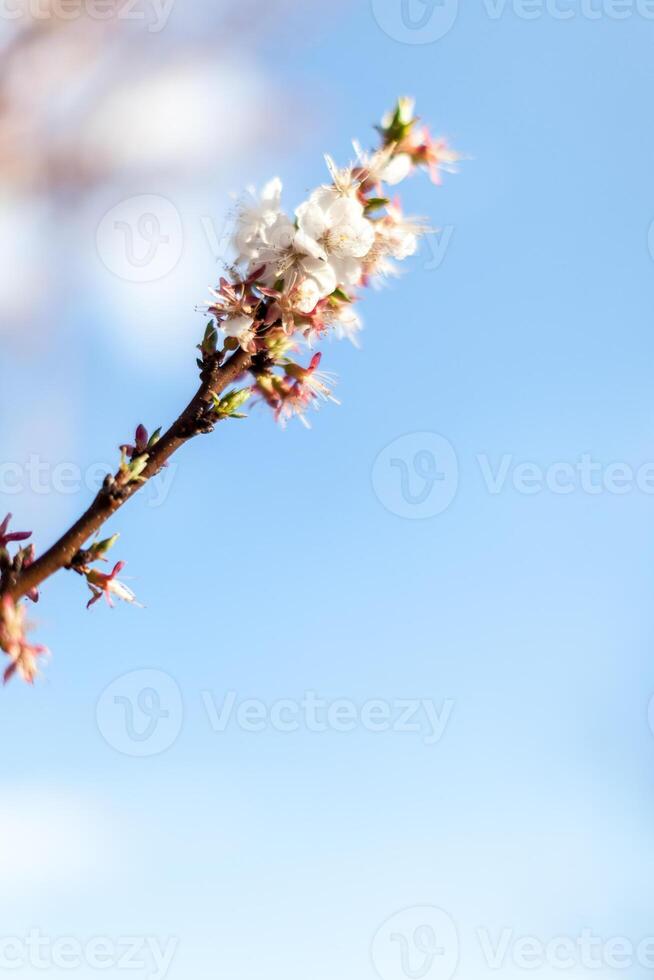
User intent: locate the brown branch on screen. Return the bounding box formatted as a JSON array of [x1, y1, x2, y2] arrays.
[[7, 347, 252, 602]]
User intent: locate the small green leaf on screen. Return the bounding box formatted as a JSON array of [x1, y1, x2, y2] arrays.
[[215, 388, 252, 419], [147, 428, 162, 448], [129, 455, 149, 481], [89, 533, 120, 560], [365, 197, 390, 213]]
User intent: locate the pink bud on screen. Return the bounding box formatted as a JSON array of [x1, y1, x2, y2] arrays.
[[135, 425, 149, 451]]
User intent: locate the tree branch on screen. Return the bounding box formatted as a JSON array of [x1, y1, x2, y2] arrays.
[[7, 347, 253, 602]]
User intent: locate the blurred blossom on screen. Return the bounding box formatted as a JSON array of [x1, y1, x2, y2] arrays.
[[0, 193, 52, 338], [82, 61, 271, 175], [0, 0, 310, 355]]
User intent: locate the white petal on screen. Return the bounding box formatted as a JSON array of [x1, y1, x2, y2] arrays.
[[294, 278, 321, 314], [309, 186, 340, 213], [301, 257, 337, 297], [328, 196, 364, 225], [294, 228, 327, 261], [330, 256, 363, 287], [296, 199, 329, 240], [381, 153, 413, 186], [223, 314, 254, 339], [265, 214, 296, 251], [393, 232, 418, 260], [262, 177, 283, 205]]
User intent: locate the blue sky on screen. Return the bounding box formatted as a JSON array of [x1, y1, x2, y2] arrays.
[[2, 1, 654, 978]]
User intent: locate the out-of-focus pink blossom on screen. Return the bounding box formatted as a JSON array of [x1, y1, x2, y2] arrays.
[[0, 596, 49, 685]]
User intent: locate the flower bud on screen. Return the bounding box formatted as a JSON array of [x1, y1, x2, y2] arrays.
[[88, 533, 120, 561], [214, 388, 252, 419]]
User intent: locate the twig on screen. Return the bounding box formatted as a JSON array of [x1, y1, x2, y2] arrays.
[[7, 347, 252, 601]]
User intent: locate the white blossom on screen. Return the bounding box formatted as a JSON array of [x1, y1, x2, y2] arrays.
[[324, 155, 362, 198], [364, 205, 426, 281], [291, 276, 323, 315], [295, 188, 374, 287], [380, 205, 423, 259], [296, 256, 337, 301], [353, 143, 412, 187], [233, 178, 293, 268]]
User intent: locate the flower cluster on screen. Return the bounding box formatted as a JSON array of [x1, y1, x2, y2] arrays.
[[0, 98, 460, 685], [206, 97, 459, 427]]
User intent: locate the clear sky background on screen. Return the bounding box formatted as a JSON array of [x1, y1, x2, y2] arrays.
[[2, 1, 654, 978]]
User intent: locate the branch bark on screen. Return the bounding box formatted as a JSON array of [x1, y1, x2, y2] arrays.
[[7, 347, 252, 602]]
